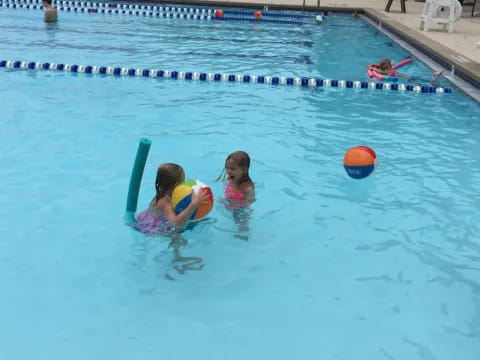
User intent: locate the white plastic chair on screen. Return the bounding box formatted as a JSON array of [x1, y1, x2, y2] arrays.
[[419, 0, 462, 33]]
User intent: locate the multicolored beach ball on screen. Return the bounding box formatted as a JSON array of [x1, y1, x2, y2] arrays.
[[343, 146, 377, 179], [172, 179, 214, 220]]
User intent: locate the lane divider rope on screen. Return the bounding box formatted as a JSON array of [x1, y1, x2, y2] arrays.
[[0, 0, 307, 24], [0, 59, 451, 94], [222, 9, 315, 19]]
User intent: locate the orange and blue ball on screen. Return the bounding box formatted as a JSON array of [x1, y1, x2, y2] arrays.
[[343, 146, 377, 179], [172, 179, 214, 220]]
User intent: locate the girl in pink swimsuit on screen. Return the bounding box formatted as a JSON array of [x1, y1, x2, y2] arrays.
[[218, 151, 255, 209], [133, 163, 209, 236], [217, 151, 255, 240]]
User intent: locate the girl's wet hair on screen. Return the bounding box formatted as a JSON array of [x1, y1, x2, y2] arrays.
[[154, 163, 184, 202], [217, 151, 253, 186], [379, 58, 392, 70]]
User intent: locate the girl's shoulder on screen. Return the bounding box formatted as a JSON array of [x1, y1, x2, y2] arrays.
[[149, 196, 170, 213], [243, 182, 255, 191], [245, 178, 255, 188]]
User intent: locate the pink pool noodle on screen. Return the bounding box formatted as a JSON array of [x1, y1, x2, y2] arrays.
[[392, 57, 413, 70], [367, 68, 385, 81]]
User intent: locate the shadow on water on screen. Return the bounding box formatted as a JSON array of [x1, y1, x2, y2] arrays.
[[44, 21, 59, 44], [129, 225, 206, 282], [231, 207, 253, 241], [215, 196, 255, 241], [164, 231, 205, 280]]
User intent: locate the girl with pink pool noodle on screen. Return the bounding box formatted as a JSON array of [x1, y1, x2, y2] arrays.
[[368, 58, 442, 84]]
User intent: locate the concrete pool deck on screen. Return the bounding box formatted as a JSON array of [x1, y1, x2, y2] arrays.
[[168, 0, 480, 89]]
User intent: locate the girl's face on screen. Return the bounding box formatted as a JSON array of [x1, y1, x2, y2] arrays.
[[226, 158, 244, 182]]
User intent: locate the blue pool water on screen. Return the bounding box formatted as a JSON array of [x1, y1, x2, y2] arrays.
[[1, 6, 479, 360]]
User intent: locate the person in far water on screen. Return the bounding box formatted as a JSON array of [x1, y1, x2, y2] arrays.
[[42, 0, 58, 23]]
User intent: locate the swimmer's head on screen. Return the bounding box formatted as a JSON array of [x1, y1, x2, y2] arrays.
[[154, 163, 185, 201], [379, 59, 392, 70]]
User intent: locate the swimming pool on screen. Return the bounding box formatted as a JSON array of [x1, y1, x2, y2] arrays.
[[1, 4, 479, 360]]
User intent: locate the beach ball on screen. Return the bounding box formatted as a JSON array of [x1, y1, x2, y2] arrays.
[[214, 9, 224, 17], [315, 15, 324, 24], [172, 179, 214, 220], [254, 11, 262, 19], [343, 146, 377, 179]]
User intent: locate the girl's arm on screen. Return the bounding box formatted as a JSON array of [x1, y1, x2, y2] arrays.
[[243, 184, 256, 203], [374, 68, 390, 75], [161, 189, 209, 228], [393, 71, 410, 79], [374, 67, 410, 79]]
